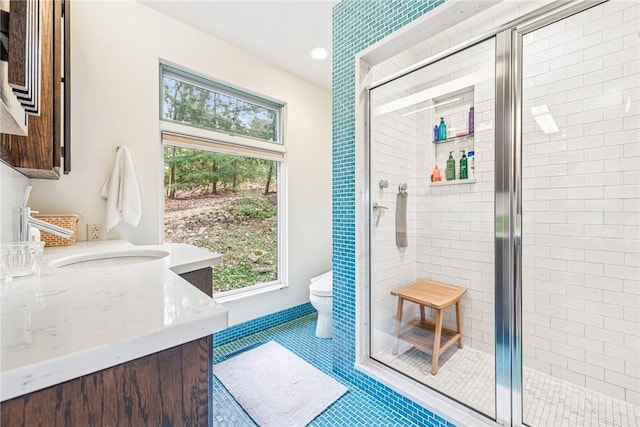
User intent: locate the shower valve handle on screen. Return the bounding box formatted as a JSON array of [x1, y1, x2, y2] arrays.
[[373, 202, 388, 211]]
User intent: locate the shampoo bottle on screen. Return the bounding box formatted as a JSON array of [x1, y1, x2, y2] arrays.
[[468, 150, 475, 179], [433, 125, 439, 141], [438, 118, 447, 141], [431, 164, 442, 182], [446, 151, 455, 181], [460, 150, 468, 179]]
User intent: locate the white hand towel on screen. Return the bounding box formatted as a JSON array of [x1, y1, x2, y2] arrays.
[[101, 145, 142, 232]]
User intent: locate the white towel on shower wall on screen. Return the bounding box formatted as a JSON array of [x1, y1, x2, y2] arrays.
[[101, 145, 142, 232]]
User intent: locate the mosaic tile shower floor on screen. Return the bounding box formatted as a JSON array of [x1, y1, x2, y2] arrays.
[[212, 313, 451, 427], [375, 343, 639, 427]]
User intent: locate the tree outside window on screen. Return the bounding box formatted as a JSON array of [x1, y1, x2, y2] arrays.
[[161, 69, 282, 294]]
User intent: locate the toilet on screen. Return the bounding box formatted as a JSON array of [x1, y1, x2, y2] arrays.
[[309, 270, 333, 338]]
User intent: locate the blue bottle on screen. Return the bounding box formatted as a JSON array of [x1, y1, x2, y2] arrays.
[[433, 125, 439, 141], [438, 118, 447, 141]]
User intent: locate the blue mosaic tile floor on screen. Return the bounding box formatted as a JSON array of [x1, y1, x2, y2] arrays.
[[212, 313, 425, 426]]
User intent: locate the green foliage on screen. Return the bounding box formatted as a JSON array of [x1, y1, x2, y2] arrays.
[[164, 147, 276, 197], [230, 195, 277, 219], [213, 262, 276, 293], [162, 78, 278, 199], [182, 211, 277, 293], [162, 77, 278, 141]]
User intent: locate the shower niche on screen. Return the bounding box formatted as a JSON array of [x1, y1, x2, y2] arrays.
[[427, 86, 475, 186]]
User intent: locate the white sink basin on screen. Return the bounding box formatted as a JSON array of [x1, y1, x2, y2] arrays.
[[49, 249, 170, 269]]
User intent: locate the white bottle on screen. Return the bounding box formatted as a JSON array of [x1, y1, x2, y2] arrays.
[[468, 150, 475, 180]]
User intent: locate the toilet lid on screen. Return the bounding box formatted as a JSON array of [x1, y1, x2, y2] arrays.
[[310, 273, 332, 297]]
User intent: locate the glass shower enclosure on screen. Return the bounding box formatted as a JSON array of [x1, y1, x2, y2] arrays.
[[366, 1, 639, 425], [368, 38, 497, 419]]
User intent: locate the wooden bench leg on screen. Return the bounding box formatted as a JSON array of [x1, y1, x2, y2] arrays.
[[431, 308, 444, 375], [420, 305, 426, 322], [456, 300, 463, 349], [393, 298, 404, 355]]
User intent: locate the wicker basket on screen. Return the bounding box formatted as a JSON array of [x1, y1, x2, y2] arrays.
[[32, 213, 80, 247]]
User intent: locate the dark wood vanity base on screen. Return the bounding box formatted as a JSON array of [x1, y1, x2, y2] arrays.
[[1, 267, 215, 426], [1, 336, 211, 426]]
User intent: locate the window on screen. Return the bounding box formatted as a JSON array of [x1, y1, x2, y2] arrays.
[[161, 67, 282, 144], [160, 64, 285, 296]]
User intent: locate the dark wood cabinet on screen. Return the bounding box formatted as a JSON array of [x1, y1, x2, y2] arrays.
[[0, 337, 212, 427], [0, 268, 215, 427], [180, 267, 214, 297], [1, 0, 70, 179], [7, 0, 37, 113]]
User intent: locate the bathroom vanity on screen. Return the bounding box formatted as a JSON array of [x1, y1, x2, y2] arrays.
[[0, 240, 227, 426]]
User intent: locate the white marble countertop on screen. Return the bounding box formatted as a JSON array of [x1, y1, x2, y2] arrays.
[[0, 240, 228, 401]]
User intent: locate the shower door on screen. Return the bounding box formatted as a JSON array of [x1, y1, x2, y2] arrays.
[[366, 1, 638, 425], [519, 2, 640, 426], [368, 38, 499, 419]]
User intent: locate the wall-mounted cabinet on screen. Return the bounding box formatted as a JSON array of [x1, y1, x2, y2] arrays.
[[0, 0, 70, 179], [428, 86, 475, 186], [1, 0, 35, 136]]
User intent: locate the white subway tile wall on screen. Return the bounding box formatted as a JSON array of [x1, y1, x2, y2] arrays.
[[369, 39, 495, 357], [370, 53, 419, 355], [416, 40, 496, 354], [367, 0, 638, 416], [522, 1, 639, 405]]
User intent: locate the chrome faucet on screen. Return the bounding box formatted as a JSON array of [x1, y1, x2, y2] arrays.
[[12, 207, 75, 242]]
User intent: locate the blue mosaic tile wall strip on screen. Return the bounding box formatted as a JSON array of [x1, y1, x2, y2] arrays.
[[213, 302, 315, 346], [331, 0, 450, 425]]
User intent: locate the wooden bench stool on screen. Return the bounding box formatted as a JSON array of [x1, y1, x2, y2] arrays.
[[391, 279, 466, 375]]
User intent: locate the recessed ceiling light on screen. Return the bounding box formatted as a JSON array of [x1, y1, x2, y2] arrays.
[[310, 47, 328, 60]]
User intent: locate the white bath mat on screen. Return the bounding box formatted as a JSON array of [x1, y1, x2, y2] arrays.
[[213, 340, 348, 427]]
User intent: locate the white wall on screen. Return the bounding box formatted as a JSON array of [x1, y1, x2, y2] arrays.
[[0, 162, 31, 243], [28, 0, 332, 325], [369, 60, 418, 356], [521, 1, 639, 404], [416, 39, 496, 354]]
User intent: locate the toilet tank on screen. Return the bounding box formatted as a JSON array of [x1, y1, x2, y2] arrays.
[[310, 270, 332, 297]]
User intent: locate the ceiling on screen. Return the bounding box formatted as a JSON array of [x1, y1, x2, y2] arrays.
[[141, 1, 335, 90]]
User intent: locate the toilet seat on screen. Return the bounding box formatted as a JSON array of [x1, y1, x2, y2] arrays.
[[310, 273, 332, 297]]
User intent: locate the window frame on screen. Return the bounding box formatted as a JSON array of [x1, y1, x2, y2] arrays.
[[159, 62, 288, 298]]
